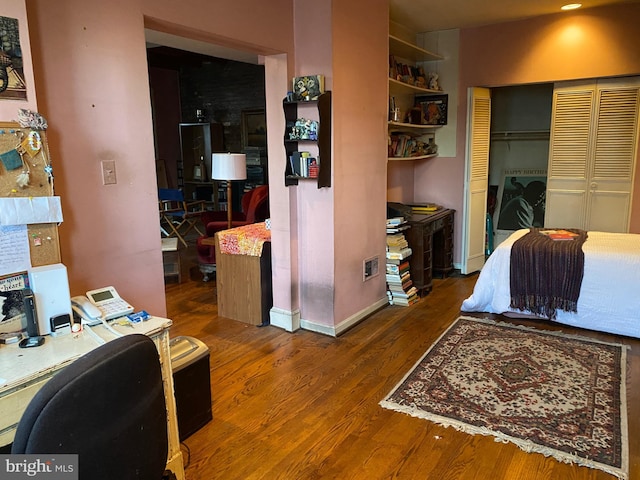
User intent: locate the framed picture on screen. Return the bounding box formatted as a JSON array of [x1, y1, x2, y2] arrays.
[[241, 108, 267, 149], [495, 168, 547, 231], [416, 94, 448, 125], [292, 75, 325, 101], [0, 1, 38, 118]]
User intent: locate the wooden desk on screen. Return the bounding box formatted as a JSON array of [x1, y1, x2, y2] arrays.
[[0, 317, 185, 479], [406, 208, 455, 295]]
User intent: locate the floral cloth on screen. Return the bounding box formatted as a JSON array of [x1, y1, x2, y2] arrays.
[[217, 222, 271, 256]]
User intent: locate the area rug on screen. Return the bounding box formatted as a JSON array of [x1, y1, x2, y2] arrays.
[[380, 316, 629, 479]]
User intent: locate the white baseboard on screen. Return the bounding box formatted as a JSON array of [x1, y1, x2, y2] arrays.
[[300, 296, 390, 337], [269, 307, 301, 332]]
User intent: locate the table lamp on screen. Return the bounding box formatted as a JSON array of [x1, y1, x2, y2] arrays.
[[212, 153, 247, 229]]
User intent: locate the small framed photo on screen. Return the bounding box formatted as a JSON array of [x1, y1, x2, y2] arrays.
[[416, 94, 448, 125], [292, 75, 325, 101]]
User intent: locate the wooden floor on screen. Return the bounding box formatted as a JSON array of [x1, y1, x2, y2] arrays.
[[166, 248, 639, 480]]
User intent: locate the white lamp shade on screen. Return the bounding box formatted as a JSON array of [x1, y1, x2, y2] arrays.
[[212, 153, 247, 181]]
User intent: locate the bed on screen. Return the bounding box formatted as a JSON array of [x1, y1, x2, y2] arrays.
[[461, 229, 640, 338]]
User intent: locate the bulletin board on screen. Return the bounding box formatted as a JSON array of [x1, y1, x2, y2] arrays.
[[0, 121, 60, 267]]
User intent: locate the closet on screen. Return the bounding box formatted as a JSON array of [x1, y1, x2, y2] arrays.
[[545, 77, 640, 232], [463, 77, 640, 273]]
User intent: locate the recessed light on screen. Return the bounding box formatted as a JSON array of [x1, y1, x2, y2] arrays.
[[561, 3, 582, 10]]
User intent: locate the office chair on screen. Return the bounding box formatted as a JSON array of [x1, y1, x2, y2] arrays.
[[159, 188, 206, 247], [12, 334, 170, 480]]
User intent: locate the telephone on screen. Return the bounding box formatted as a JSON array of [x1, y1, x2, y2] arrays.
[[71, 286, 134, 324]]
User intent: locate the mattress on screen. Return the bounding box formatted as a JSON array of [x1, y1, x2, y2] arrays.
[[461, 229, 640, 338]]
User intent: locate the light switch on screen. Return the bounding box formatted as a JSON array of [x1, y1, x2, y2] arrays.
[[102, 160, 117, 185]]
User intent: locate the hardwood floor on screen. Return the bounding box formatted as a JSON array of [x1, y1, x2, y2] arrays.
[[165, 249, 639, 479]]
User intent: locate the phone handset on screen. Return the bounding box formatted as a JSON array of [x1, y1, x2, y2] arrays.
[[71, 296, 102, 325]]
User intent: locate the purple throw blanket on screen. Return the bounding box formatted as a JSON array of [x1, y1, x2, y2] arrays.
[[509, 228, 588, 319]]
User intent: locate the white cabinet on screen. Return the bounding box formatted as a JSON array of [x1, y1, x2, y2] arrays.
[[388, 35, 443, 161], [545, 77, 640, 232]]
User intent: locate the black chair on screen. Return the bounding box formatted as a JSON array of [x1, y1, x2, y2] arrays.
[[11, 334, 170, 480]]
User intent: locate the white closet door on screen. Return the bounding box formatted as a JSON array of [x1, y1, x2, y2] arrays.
[[588, 81, 640, 232], [461, 87, 491, 275], [545, 81, 594, 229], [545, 77, 640, 232]]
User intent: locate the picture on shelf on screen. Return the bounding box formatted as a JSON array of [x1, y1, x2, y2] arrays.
[[416, 94, 448, 125], [292, 75, 325, 101]]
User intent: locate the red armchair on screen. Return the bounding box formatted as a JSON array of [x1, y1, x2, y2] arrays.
[[196, 185, 269, 281]]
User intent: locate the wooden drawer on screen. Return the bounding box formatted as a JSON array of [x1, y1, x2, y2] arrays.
[[0, 375, 57, 445]]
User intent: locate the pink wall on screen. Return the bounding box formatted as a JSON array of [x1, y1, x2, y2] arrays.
[[26, 0, 294, 316], [331, 0, 389, 325], [416, 3, 640, 265], [291, 0, 389, 329]]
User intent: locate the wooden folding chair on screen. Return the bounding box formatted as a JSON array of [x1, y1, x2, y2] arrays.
[[159, 188, 206, 247]]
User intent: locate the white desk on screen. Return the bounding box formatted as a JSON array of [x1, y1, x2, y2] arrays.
[[0, 316, 185, 480]]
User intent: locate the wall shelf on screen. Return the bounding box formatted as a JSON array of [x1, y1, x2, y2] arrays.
[[283, 91, 331, 187]]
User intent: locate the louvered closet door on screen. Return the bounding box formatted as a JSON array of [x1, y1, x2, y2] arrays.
[[545, 81, 594, 229], [546, 77, 640, 232], [461, 87, 491, 274], [588, 81, 640, 232]]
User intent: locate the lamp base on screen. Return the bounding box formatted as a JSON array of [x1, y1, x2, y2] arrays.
[[227, 183, 233, 230]]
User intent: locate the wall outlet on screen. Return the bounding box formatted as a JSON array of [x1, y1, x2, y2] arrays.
[[102, 160, 117, 185], [363, 256, 379, 282]]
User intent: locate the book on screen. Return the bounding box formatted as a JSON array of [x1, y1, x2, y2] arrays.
[[386, 247, 412, 260], [540, 229, 578, 240], [386, 261, 410, 275], [386, 217, 405, 226]]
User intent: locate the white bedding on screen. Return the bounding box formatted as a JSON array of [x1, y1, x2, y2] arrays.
[[461, 229, 640, 338]]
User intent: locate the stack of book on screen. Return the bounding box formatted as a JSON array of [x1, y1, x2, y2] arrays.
[[385, 218, 419, 306], [410, 203, 442, 215]]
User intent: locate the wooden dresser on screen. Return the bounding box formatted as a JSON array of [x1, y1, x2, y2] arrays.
[[405, 209, 455, 295]]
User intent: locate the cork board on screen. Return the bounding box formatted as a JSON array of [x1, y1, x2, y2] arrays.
[[0, 121, 60, 267]]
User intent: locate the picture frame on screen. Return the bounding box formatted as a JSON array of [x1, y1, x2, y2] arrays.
[[0, 1, 38, 118], [495, 168, 548, 232], [241, 108, 267, 149], [415, 94, 448, 125], [292, 75, 325, 101]]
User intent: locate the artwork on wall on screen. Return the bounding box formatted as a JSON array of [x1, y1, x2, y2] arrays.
[[241, 108, 266, 149], [0, 1, 38, 120], [495, 168, 547, 231], [0, 15, 26, 100]]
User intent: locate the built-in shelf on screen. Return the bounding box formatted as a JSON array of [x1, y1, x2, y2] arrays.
[[389, 78, 442, 96], [388, 121, 441, 131], [389, 34, 443, 62], [388, 153, 438, 162]]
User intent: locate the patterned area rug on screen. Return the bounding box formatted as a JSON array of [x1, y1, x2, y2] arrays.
[[380, 316, 629, 479]]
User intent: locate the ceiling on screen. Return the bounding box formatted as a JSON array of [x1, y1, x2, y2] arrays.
[[146, 0, 638, 64], [389, 0, 637, 33]]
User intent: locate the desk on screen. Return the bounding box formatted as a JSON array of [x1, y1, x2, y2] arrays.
[[406, 208, 455, 295], [0, 317, 185, 480]]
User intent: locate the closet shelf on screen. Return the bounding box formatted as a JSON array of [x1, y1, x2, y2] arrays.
[[490, 130, 550, 141]]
